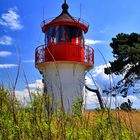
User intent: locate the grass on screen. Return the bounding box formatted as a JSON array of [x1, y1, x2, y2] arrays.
[[0, 87, 140, 140], [85, 110, 140, 139]]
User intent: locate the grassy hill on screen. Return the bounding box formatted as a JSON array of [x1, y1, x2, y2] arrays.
[[0, 87, 140, 140]]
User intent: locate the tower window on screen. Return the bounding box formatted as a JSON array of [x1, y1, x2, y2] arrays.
[[45, 25, 84, 46]]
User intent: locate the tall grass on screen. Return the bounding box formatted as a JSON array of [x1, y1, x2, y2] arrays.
[[0, 87, 140, 140]]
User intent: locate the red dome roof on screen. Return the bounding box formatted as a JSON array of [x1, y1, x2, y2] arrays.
[[41, 2, 89, 33]]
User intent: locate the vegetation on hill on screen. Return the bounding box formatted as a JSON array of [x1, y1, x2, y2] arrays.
[[0, 87, 140, 140]]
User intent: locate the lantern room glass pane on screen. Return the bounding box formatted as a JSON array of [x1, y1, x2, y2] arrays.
[[45, 25, 84, 46]]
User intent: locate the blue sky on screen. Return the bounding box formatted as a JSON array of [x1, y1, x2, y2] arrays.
[[0, 0, 140, 109]]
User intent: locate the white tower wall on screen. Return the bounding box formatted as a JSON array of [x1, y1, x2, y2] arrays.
[[40, 62, 86, 112]]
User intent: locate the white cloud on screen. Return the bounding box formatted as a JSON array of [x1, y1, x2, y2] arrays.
[[85, 64, 121, 109], [93, 64, 110, 79], [15, 80, 43, 105], [85, 39, 106, 45], [0, 64, 18, 68], [102, 95, 140, 109], [86, 90, 140, 109], [0, 8, 23, 30], [85, 76, 94, 85], [13, 76, 140, 109], [0, 35, 12, 45], [85, 64, 140, 109], [15, 89, 33, 105], [28, 79, 43, 89], [91, 64, 122, 89], [85, 90, 98, 104], [23, 60, 34, 63], [0, 51, 12, 57]]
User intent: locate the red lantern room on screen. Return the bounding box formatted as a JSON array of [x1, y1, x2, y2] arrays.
[[35, 1, 94, 69]]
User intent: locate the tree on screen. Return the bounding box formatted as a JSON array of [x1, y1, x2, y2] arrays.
[[85, 85, 104, 109], [120, 99, 133, 111], [105, 33, 140, 95]]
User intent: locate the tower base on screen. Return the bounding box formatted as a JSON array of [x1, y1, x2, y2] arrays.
[[38, 62, 86, 113]]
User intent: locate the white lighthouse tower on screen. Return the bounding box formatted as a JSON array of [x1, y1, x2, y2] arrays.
[[35, 1, 94, 112]]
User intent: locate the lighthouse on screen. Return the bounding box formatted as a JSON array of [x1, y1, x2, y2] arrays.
[[35, 1, 94, 112]]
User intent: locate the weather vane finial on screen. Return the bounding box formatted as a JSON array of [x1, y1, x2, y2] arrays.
[[62, 0, 69, 13]]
